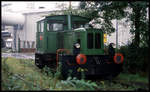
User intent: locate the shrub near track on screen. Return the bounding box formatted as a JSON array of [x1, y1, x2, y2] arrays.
[[1, 57, 148, 91], [1, 57, 98, 90]]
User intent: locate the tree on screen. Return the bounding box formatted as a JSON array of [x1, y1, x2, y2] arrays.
[[47, 1, 149, 47], [79, 1, 149, 47], [127, 1, 149, 48], [79, 1, 128, 35]]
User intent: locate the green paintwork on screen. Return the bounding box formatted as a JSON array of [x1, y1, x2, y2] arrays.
[[73, 28, 104, 55], [36, 15, 104, 55]]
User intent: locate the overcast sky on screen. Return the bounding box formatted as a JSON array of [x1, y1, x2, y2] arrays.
[[2, 1, 80, 12]]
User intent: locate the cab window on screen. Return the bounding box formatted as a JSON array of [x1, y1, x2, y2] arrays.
[[38, 22, 41, 32], [41, 21, 44, 32], [47, 20, 64, 31], [53, 23, 63, 31], [73, 21, 89, 29], [47, 23, 53, 31]]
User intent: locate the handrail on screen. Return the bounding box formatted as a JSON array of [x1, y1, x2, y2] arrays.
[[56, 49, 70, 67]]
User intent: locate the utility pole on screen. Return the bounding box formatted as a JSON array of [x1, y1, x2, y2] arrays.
[[69, 1, 71, 9], [116, 19, 118, 49], [68, 1, 72, 30]]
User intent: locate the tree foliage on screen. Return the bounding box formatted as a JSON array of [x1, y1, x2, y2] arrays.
[[47, 1, 149, 47], [79, 1, 149, 47], [79, 1, 129, 35], [127, 1, 149, 47]]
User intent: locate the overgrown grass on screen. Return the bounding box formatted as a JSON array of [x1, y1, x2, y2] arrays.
[[2, 57, 49, 90], [1, 57, 148, 91], [116, 73, 148, 84], [1, 57, 99, 91]]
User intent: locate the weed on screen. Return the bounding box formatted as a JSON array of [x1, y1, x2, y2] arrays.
[[2, 57, 148, 91], [59, 77, 99, 90]]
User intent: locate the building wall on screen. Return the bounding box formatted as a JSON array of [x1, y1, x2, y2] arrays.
[[106, 18, 132, 47], [16, 11, 52, 51]]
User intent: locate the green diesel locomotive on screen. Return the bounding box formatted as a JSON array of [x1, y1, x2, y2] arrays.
[[35, 14, 124, 79]]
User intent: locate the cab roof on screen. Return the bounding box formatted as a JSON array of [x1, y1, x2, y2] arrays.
[[45, 14, 91, 22]]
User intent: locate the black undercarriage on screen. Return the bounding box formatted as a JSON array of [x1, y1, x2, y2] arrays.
[[35, 53, 123, 79]]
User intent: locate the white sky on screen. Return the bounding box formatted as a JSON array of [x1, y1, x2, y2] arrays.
[[2, 1, 80, 12]]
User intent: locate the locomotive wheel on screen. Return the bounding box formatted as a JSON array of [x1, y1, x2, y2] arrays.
[[35, 56, 44, 69]]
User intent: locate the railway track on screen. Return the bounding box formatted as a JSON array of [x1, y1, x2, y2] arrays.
[[2, 53, 35, 60]]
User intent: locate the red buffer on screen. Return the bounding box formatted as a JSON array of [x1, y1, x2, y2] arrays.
[[113, 53, 124, 64], [76, 54, 87, 65]]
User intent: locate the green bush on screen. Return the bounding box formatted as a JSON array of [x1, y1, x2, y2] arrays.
[[2, 57, 148, 91], [119, 44, 148, 74]]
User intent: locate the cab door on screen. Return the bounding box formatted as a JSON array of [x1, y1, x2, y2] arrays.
[[36, 21, 44, 52]]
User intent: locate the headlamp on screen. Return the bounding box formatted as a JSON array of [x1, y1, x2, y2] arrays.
[[75, 43, 80, 48]]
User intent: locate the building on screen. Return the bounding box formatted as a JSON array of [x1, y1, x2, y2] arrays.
[[2, 10, 133, 52], [1, 26, 13, 49], [14, 10, 61, 52], [2, 9, 62, 52]]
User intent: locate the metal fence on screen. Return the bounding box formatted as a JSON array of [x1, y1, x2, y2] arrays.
[[19, 40, 35, 49], [18, 39, 36, 52]]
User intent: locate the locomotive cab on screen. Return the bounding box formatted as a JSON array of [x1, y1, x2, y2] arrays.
[[35, 14, 124, 79]]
